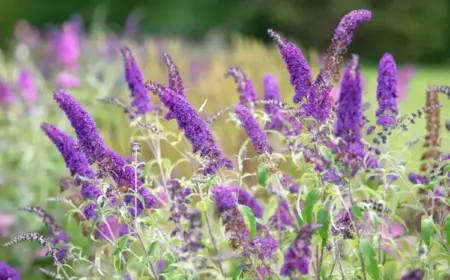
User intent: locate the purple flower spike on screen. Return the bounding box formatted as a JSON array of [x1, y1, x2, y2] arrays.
[[18, 68, 38, 107], [263, 74, 280, 115], [58, 22, 80, 71], [53, 90, 106, 164], [263, 74, 284, 131], [163, 53, 185, 120], [401, 269, 424, 280], [324, 9, 371, 83], [0, 81, 15, 106], [0, 261, 21, 280], [280, 224, 320, 276], [376, 53, 398, 128], [235, 105, 272, 155], [163, 53, 185, 96], [147, 82, 233, 175], [41, 123, 101, 201], [83, 203, 98, 220], [121, 46, 152, 115], [212, 186, 263, 218], [305, 70, 333, 121], [271, 200, 295, 229], [268, 30, 312, 104], [225, 67, 258, 104], [334, 54, 365, 156]]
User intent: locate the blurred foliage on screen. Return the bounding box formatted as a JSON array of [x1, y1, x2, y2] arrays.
[[0, 0, 448, 63]]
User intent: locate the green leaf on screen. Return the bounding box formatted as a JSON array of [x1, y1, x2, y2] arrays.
[[114, 234, 129, 255], [303, 188, 320, 224], [320, 146, 333, 161], [296, 214, 305, 228], [205, 176, 215, 195], [147, 241, 159, 258], [351, 205, 363, 220], [257, 164, 269, 187], [317, 208, 330, 245], [445, 215, 450, 246], [232, 265, 243, 280], [238, 205, 257, 238], [360, 242, 380, 280], [421, 217, 434, 247]]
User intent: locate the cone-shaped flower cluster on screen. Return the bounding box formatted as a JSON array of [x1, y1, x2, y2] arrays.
[[58, 22, 80, 71], [0, 81, 15, 106], [334, 54, 366, 162], [146, 82, 233, 175], [420, 86, 441, 172], [121, 46, 152, 115], [225, 67, 258, 104], [268, 30, 312, 104], [213, 186, 263, 218], [235, 105, 272, 155], [376, 53, 398, 128]]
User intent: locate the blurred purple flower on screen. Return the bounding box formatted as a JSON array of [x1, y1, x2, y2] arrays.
[[401, 269, 424, 280], [270, 200, 295, 229], [0, 261, 21, 280], [56, 72, 80, 88], [376, 53, 398, 128], [58, 22, 80, 71], [407, 173, 428, 185], [0, 82, 15, 106], [396, 65, 415, 101], [280, 224, 319, 276], [0, 212, 16, 237], [18, 68, 38, 107], [268, 30, 312, 104], [225, 67, 258, 104], [124, 12, 141, 38], [235, 105, 272, 155], [96, 216, 129, 240], [263, 74, 284, 131], [212, 186, 263, 218]]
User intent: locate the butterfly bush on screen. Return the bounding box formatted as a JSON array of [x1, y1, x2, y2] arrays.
[[2, 8, 450, 280]]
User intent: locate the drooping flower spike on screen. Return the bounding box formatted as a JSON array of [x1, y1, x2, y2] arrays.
[[376, 53, 398, 128], [304, 9, 371, 122], [120, 46, 152, 115], [268, 29, 312, 104], [41, 123, 101, 201], [225, 67, 258, 104], [235, 105, 272, 155], [146, 81, 233, 175], [323, 9, 372, 83]]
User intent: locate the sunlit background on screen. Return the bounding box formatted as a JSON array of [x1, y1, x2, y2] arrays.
[[0, 1, 449, 279]]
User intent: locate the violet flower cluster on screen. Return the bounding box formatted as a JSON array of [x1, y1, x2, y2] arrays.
[[263, 74, 284, 131], [146, 82, 233, 175], [121, 46, 152, 115], [268, 30, 312, 104], [376, 53, 398, 128], [235, 105, 272, 155], [280, 224, 320, 276], [225, 67, 258, 104]]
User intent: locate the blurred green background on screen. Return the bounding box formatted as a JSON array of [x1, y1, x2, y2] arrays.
[[0, 0, 449, 63]]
